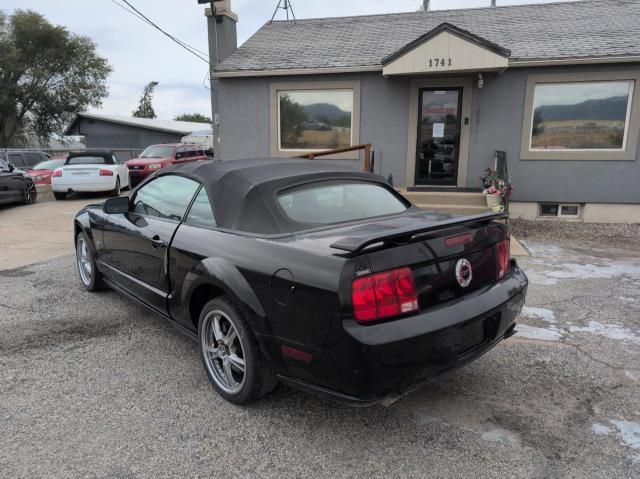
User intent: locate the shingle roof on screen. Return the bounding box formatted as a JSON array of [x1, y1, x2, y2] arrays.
[[216, 0, 640, 74]]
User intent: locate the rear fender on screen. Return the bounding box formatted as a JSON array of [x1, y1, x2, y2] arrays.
[[181, 257, 269, 335]]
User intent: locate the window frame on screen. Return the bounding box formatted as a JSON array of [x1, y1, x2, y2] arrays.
[[130, 174, 201, 224], [269, 81, 361, 159], [184, 185, 217, 230], [521, 72, 640, 161], [538, 203, 582, 219]]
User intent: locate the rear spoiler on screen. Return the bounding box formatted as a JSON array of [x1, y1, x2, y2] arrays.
[[330, 212, 509, 253]]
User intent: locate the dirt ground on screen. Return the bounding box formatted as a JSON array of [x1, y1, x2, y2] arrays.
[[0, 194, 108, 270], [511, 219, 640, 251], [1, 238, 639, 478]]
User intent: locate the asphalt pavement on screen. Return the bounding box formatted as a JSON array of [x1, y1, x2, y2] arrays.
[[1, 242, 639, 478]]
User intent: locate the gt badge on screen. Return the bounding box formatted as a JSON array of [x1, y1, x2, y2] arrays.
[[455, 258, 473, 288]]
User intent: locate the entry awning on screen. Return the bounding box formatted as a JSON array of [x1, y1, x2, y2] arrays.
[[382, 23, 511, 76]]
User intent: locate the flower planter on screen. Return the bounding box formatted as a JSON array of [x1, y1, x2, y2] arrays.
[[485, 194, 503, 209]]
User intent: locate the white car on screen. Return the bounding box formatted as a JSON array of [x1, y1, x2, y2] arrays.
[[51, 150, 130, 200]]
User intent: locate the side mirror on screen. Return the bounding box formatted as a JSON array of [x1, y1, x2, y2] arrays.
[[104, 196, 129, 214], [8, 163, 15, 172]]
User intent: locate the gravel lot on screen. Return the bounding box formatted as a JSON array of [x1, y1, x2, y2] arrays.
[[1, 240, 639, 478]]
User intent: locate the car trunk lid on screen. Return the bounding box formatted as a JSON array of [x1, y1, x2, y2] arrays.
[[319, 210, 509, 317], [62, 164, 104, 176]]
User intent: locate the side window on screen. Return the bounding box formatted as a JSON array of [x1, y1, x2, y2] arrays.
[[187, 146, 196, 157], [185, 188, 216, 228], [24, 152, 42, 166], [175, 146, 186, 159], [8, 153, 24, 167], [132, 175, 199, 221]]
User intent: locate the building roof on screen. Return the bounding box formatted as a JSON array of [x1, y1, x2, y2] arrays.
[[216, 0, 640, 75], [66, 112, 212, 135]]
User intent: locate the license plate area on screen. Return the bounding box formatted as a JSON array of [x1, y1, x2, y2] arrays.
[[439, 312, 502, 358]]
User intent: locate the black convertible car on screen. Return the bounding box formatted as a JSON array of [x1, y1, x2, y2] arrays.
[[0, 157, 37, 206], [74, 159, 527, 405]]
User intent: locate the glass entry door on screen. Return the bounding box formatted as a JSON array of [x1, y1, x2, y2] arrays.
[[415, 88, 463, 186]]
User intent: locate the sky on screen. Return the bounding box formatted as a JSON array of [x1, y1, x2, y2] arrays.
[[533, 82, 631, 107], [3, 0, 575, 120]]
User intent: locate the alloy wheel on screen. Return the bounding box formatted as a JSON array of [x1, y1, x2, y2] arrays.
[[201, 310, 247, 394], [76, 236, 92, 286], [24, 182, 36, 203]]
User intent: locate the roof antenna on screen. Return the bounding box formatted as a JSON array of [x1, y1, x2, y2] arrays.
[[269, 0, 296, 24]]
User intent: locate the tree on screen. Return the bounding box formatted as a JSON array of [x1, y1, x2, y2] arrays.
[[279, 95, 306, 148], [174, 113, 211, 123], [132, 81, 158, 119], [0, 10, 111, 147]]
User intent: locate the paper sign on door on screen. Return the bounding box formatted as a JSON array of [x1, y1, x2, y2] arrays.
[[432, 123, 445, 138]]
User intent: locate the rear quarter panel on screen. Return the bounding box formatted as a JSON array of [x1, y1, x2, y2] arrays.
[[168, 225, 347, 351]]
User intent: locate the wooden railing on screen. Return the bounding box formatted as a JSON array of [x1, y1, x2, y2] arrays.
[[295, 143, 372, 172]]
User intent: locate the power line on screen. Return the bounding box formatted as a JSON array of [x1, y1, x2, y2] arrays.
[[118, 0, 210, 62], [108, 0, 213, 64]]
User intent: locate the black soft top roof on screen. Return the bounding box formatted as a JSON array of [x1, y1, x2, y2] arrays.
[[68, 149, 115, 156], [155, 158, 396, 234], [65, 149, 116, 165]]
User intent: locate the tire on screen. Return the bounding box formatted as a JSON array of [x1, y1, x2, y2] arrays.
[[198, 296, 277, 404], [75, 232, 103, 292], [54, 192, 67, 201], [22, 181, 37, 205], [110, 177, 121, 197]]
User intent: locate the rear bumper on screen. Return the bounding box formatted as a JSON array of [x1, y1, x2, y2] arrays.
[[279, 261, 528, 405], [52, 180, 115, 192]]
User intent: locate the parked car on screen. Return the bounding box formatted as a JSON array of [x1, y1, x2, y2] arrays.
[[73, 159, 528, 405], [125, 143, 207, 186], [25, 159, 66, 185], [51, 150, 130, 200], [1, 149, 50, 169], [0, 158, 37, 206], [181, 130, 214, 157]]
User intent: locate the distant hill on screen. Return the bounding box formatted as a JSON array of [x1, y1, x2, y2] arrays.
[[303, 103, 350, 122], [535, 96, 628, 121]]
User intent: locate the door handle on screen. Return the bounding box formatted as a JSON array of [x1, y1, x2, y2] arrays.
[[150, 235, 166, 249]]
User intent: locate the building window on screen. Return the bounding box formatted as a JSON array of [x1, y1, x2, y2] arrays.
[[521, 73, 640, 161], [270, 81, 360, 158], [531, 81, 633, 151], [539, 203, 581, 219], [278, 90, 353, 151]]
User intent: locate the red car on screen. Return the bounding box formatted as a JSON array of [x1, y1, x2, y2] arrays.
[[25, 159, 66, 185], [126, 144, 207, 186]]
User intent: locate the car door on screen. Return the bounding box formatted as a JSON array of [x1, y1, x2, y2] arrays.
[[0, 159, 15, 204], [99, 174, 200, 313], [4, 154, 26, 201]]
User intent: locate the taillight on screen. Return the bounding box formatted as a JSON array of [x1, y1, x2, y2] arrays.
[[99, 169, 114, 176], [352, 267, 418, 322], [496, 239, 511, 280], [53, 169, 62, 177]]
